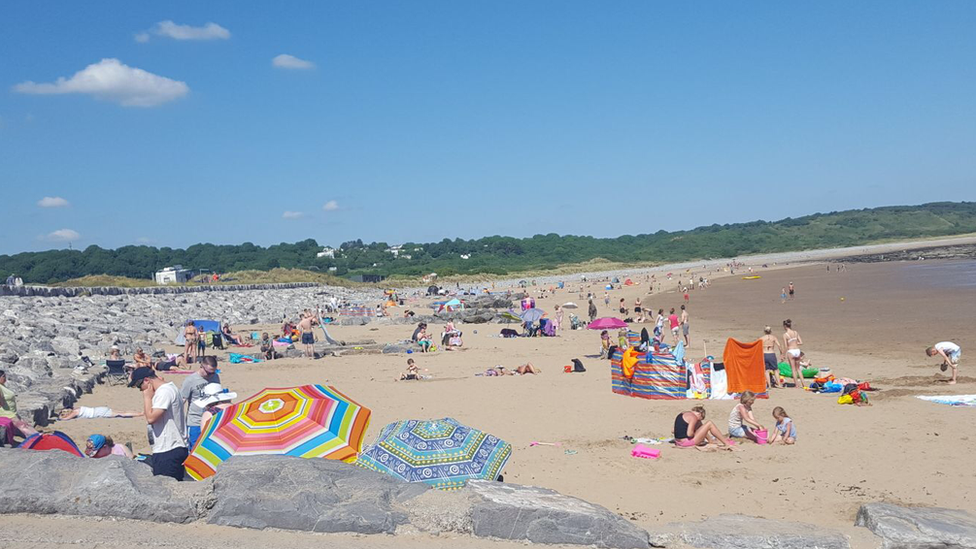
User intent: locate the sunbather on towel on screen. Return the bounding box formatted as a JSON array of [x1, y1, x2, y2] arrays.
[[60, 406, 143, 420]]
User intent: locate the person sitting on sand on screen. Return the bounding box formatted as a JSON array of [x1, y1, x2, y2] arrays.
[[133, 348, 151, 369], [260, 332, 277, 361], [60, 406, 143, 420], [0, 369, 39, 439], [441, 321, 462, 349], [926, 341, 961, 385], [85, 434, 134, 459], [672, 405, 736, 450], [413, 322, 432, 352], [767, 407, 796, 445], [109, 345, 122, 361], [728, 391, 764, 443], [399, 358, 421, 381]]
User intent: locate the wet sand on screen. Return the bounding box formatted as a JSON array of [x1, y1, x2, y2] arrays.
[[48, 259, 975, 548]]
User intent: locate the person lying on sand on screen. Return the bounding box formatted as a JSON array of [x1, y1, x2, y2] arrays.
[[480, 363, 540, 376], [60, 406, 143, 420], [673, 405, 737, 451]]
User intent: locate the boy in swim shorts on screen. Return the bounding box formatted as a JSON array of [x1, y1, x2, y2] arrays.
[[927, 342, 961, 384]]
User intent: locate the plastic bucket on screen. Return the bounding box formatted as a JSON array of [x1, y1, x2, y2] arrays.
[[754, 429, 768, 445]]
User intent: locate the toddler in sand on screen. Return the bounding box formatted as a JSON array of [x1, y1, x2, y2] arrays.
[[399, 358, 421, 381], [728, 391, 764, 443], [767, 406, 796, 445]]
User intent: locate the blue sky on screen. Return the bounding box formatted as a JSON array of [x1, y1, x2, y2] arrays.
[[1, 2, 974, 255]]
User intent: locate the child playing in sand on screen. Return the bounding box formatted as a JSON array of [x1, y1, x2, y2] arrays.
[[600, 330, 611, 358], [399, 358, 421, 381], [60, 406, 143, 420], [728, 391, 764, 443], [926, 342, 961, 384], [767, 407, 796, 445]]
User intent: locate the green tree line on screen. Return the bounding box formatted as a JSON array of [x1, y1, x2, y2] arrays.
[[3, 202, 974, 284]]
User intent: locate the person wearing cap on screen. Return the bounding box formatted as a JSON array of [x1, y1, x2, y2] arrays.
[[129, 367, 187, 480], [85, 434, 133, 459], [194, 383, 237, 436], [181, 356, 220, 447]]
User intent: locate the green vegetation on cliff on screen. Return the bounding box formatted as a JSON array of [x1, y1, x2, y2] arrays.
[[3, 202, 974, 284]]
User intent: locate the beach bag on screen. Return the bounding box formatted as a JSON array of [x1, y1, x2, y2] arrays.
[[572, 358, 586, 372]]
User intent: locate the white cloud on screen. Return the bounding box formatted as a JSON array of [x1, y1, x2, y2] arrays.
[[282, 211, 304, 219], [323, 200, 339, 211], [13, 58, 189, 107], [46, 229, 80, 242], [38, 196, 70, 208], [137, 20, 230, 42], [272, 54, 315, 70]]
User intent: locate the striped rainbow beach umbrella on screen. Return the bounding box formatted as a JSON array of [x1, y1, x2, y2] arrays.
[[184, 384, 370, 480]]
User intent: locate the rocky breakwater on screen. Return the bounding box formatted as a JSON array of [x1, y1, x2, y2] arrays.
[[0, 285, 382, 428]]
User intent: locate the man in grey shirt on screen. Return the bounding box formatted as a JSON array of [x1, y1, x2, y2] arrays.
[[181, 355, 219, 447]]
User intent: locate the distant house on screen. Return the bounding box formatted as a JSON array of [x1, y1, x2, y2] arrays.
[[349, 274, 386, 283], [154, 265, 191, 285], [317, 247, 337, 259], [386, 244, 404, 257], [328, 266, 338, 272]]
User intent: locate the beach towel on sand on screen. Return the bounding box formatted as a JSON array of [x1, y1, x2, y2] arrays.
[[722, 338, 767, 396]]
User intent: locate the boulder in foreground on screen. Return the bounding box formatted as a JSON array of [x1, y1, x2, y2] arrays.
[[207, 455, 427, 534], [0, 448, 207, 523], [666, 514, 849, 549], [856, 502, 976, 549]]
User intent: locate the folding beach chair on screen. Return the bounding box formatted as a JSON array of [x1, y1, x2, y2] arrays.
[[105, 360, 128, 386]]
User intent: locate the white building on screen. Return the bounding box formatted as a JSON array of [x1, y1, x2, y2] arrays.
[[317, 247, 336, 259], [386, 244, 404, 257], [154, 265, 191, 285]]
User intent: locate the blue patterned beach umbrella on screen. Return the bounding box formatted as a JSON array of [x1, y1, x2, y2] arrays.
[[357, 417, 512, 490]]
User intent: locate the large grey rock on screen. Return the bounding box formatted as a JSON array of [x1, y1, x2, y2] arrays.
[[0, 447, 208, 523], [855, 502, 976, 549], [207, 455, 428, 534], [667, 514, 849, 549], [465, 480, 651, 549]]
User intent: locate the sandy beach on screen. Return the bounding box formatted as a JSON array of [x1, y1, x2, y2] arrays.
[[33, 250, 973, 548]]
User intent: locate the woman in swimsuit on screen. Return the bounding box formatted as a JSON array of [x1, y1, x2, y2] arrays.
[[782, 319, 804, 388], [184, 321, 199, 364], [761, 326, 783, 388], [672, 405, 736, 450]]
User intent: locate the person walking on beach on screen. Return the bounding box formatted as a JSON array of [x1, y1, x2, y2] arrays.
[[782, 319, 804, 388], [181, 356, 220, 447], [129, 367, 187, 480], [926, 341, 961, 384], [588, 299, 598, 323], [553, 305, 563, 333], [762, 326, 784, 388], [668, 308, 680, 345], [788, 282, 795, 301], [680, 305, 690, 346]]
